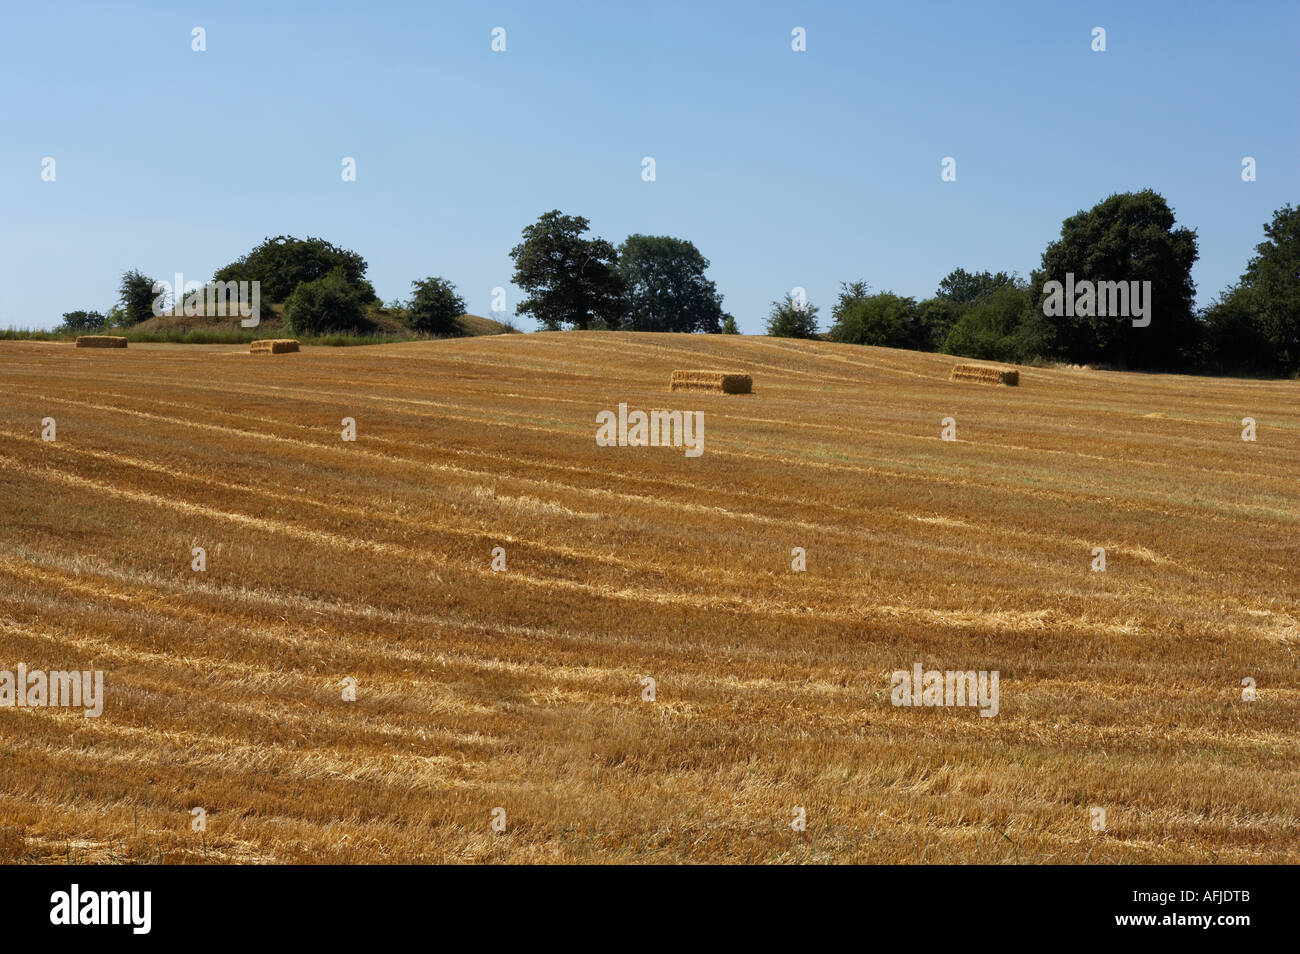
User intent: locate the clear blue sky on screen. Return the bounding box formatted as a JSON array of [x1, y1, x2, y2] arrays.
[[2, 0, 1296, 331]]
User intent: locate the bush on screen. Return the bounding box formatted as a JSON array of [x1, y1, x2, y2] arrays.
[[405, 277, 466, 336], [1202, 286, 1273, 375], [828, 292, 917, 348], [59, 310, 106, 332], [283, 269, 373, 336], [914, 298, 962, 351], [942, 285, 1035, 362], [765, 294, 819, 338]]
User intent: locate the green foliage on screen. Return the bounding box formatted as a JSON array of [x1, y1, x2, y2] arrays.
[[214, 235, 377, 304], [510, 210, 626, 330], [118, 269, 157, 325], [1031, 190, 1199, 370], [828, 290, 918, 348], [1202, 285, 1271, 375], [830, 280, 871, 327], [282, 268, 373, 336], [942, 285, 1037, 362], [765, 294, 820, 338], [59, 310, 106, 332], [720, 314, 739, 334], [405, 276, 466, 336], [914, 297, 962, 351], [1235, 204, 1300, 374], [617, 234, 725, 333], [936, 268, 1017, 305]]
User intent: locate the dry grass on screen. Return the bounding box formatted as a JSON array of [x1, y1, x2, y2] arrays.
[[250, 339, 300, 355], [1, 332, 1297, 864], [951, 363, 1019, 386], [670, 369, 753, 393], [74, 336, 128, 349]]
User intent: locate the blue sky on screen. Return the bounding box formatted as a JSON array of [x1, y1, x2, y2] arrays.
[[2, 0, 1296, 331]]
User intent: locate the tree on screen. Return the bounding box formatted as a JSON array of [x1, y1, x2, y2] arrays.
[[214, 236, 377, 304], [1237, 204, 1300, 374], [617, 234, 725, 333], [914, 297, 962, 351], [118, 269, 157, 325], [936, 268, 1017, 305], [942, 284, 1038, 362], [1202, 285, 1270, 375], [282, 268, 372, 336], [765, 294, 820, 338], [405, 277, 466, 336], [59, 310, 106, 331], [720, 313, 739, 334], [1031, 190, 1199, 370], [830, 280, 871, 326], [828, 291, 917, 348], [510, 211, 626, 330]]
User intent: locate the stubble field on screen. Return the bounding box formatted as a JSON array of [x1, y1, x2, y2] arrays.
[[1, 332, 1297, 863]]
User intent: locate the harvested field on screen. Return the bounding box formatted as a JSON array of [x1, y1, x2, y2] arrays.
[[670, 369, 753, 393], [74, 336, 127, 349], [1, 331, 1297, 864], [250, 339, 300, 355], [951, 363, 1019, 386]]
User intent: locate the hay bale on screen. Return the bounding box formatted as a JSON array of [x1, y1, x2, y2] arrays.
[[74, 336, 127, 349], [250, 339, 300, 355], [950, 364, 1019, 387], [669, 370, 752, 394]]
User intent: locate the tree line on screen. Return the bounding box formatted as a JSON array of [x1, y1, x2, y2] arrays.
[[59, 236, 468, 338], [58, 192, 1300, 377], [767, 190, 1300, 377]]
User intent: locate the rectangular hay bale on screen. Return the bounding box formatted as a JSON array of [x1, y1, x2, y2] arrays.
[[74, 335, 127, 349], [250, 339, 300, 355], [669, 369, 752, 394], [950, 364, 1019, 387]]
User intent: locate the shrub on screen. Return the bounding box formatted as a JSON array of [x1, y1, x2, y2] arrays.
[[765, 294, 819, 338], [405, 277, 466, 336], [283, 268, 373, 336], [828, 292, 917, 348], [59, 310, 106, 332], [943, 285, 1035, 362]]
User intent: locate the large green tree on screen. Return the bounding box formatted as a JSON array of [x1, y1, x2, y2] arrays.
[[510, 211, 626, 330], [617, 234, 724, 333], [214, 235, 377, 304], [1031, 190, 1199, 370]]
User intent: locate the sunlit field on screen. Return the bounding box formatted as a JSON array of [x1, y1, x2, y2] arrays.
[[2, 333, 1297, 863]]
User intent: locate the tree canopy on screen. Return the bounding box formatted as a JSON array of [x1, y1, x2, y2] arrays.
[[405, 276, 466, 336], [765, 294, 820, 338], [1031, 190, 1199, 370], [510, 211, 626, 330], [617, 234, 725, 333], [214, 235, 377, 304]]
